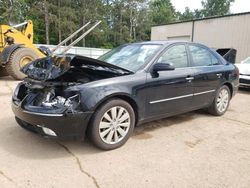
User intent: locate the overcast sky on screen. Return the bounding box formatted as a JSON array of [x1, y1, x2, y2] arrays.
[[172, 0, 250, 13]]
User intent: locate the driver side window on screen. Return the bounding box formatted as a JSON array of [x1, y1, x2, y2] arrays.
[[156, 45, 188, 68]]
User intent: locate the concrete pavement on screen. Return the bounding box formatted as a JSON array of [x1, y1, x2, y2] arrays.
[[0, 76, 250, 188]]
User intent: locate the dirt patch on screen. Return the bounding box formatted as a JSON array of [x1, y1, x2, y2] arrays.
[[132, 132, 153, 140], [184, 139, 203, 148]]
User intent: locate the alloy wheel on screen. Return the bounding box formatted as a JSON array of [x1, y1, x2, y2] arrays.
[[99, 106, 131, 145], [216, 88, 229, 113]]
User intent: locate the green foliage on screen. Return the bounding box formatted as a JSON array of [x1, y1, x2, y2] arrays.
[[0, 0, 235, 48], [149, 0, 176, 25], [178, 0, 235, 21], [177, 7, 195, 21], [0, 0, 28, 23], [201, 0, 234, 17]]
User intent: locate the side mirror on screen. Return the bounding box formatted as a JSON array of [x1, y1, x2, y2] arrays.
[[152, 63, 175, 72]]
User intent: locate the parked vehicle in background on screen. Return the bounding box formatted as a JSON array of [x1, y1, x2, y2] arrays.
[[235, 57, 250, 87], [12, 41, 239, 150], [0, 20, 101, 80], [0, 20, 46, 80]]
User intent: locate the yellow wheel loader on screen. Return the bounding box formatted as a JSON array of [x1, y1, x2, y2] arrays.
[[0, 20, 101, 80], [0, 20, 47, 80]]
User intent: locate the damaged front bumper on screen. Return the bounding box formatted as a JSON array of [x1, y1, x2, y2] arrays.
[[12, 82, 93, 140]]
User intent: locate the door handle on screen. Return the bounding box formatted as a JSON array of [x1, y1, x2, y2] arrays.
[[186, 76, 194, 82], [216, 73, 222, 77], [186, 77, 194, 81]]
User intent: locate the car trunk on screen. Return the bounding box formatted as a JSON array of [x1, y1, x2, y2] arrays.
[[216, 48, 237, 64]]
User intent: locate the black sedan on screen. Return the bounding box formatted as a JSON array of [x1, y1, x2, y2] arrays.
[[12, 41, 239, 150]]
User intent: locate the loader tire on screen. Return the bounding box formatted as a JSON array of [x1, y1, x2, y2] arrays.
[[0, 67, 8, 77], [6, 48, 39, 80]]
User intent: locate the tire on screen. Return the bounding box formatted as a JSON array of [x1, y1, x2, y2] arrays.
[[0, 67, 8, 77], [208, 85, 231, 116], [6, 48, 39, 80], [89, 99, 135, 150]]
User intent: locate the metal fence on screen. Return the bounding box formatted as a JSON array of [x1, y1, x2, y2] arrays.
[[36, 44, 110, 59]]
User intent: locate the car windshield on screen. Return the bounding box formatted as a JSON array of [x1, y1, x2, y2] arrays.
[[242, 57, 250, 64], [98, 44, 162, 72]]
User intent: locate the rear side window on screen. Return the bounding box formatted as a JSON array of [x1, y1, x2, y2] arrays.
[[156, 45, 188, 68], [189, 45, 220, 67]]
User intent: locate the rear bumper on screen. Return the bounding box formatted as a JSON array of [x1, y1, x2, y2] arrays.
[[12, 102, 93, 140]]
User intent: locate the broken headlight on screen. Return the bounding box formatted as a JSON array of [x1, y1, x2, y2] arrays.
[[41, 90, 80, 113], [13, 83, 28, 102]]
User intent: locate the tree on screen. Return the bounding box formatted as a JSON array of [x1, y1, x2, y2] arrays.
[[0, 0, 28, 23], [193, 9, 203, 19], [177, 7, 195, 21], [201, 0, 235, 17], [177, 0, 234, 21], [44, 0, 50, 44], [149, 0, 177, 25], [24, 0, 58, 44]]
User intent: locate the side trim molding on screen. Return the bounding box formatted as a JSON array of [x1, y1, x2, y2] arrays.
[[193, 90, 216, 96], [149, 89, 216, 104]]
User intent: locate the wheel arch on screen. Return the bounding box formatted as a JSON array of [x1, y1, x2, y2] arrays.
[[223, 82, 233, 98], [86, 93, 139, 134], [91, 93, 139, 126], [112, 95, 139, 125]]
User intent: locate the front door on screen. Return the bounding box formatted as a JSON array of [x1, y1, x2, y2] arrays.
[[145, 44, 194, 118]]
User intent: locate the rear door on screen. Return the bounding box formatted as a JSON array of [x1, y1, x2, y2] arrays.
[[187, 44, 225, 108]]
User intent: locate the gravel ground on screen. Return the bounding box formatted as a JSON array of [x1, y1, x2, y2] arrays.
[[0, 76, 250, 188]]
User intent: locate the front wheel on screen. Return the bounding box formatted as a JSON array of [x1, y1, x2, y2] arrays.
[[89, 99, 135, 150], [208, 85, 231, 116]]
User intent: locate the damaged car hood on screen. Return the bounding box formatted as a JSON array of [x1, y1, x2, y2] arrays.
[[21, 54, 133, 81]]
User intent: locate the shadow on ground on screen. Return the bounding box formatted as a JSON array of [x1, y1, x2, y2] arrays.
[[0, 110, 211, 160], [239, 87, 250, 94], [0, 117, 101, 160]]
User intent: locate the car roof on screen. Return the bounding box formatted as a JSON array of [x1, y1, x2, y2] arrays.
[[132, 40, 201, 46]]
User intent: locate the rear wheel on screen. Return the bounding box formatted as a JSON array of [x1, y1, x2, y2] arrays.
[[89, 99, 135, 150], [6, 48, 39, 80], [208, 85, 231, 116]]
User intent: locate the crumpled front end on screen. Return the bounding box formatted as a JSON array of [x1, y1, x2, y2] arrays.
[[12, 54, 131, 139], [21, 55, 73, 81], [12, 80, 93, 139]]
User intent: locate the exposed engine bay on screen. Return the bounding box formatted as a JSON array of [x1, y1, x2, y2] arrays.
[[14, 81, 81, 114], [41, 91, 75, 108], [35, 88, 80, 113], [14, 54, 132, 113]]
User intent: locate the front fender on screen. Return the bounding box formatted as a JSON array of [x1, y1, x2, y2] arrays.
[[65, 73, 147, 118], [0, 44, 23, 65], [79, 85, 134, 111]]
